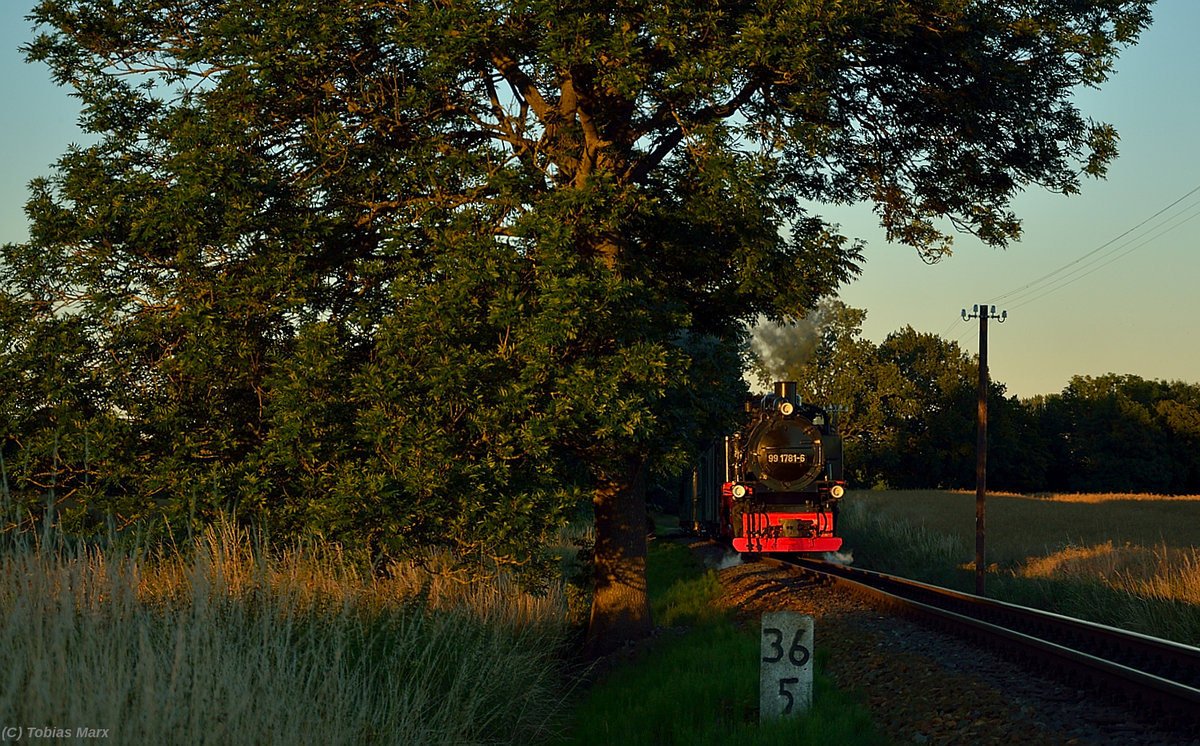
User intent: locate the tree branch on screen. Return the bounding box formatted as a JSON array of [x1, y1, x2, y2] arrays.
[[628, 77, 761, 184]]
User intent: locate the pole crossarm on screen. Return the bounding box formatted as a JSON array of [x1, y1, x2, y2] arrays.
[[961, 305, 1008, 323]]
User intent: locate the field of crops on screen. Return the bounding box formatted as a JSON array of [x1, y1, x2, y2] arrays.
[[839, 490, 1200, 644]]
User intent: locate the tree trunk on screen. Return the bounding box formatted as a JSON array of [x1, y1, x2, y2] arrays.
[[587, 455, 653, 656]]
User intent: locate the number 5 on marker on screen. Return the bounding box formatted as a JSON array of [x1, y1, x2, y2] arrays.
[[777, 677, 800, 714]]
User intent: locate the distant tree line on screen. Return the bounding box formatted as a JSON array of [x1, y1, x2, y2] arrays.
[[754, 300, 1200, 495]]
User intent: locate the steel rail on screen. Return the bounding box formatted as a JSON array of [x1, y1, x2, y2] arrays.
[[782, 557, 1200, 734]]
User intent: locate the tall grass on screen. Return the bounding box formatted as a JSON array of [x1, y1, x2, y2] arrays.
[[836, 498, 971, 588], [0, 524, 571, 745], [1011, 540, 1200, 643], [838, 491, 1200, 645]]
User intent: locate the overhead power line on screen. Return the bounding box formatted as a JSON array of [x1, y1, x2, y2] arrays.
[[935, 182, 1200, 345], [989, 183, 1200, 311]]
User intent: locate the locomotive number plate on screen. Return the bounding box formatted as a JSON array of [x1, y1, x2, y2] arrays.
[[766, 453, 806, 464]]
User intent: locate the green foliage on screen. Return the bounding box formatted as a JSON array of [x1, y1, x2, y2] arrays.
[[0, 0, 1154, 582], [644, 538, 725, 627], [1035, 374, 1200, 493], [755, 309, 988, 489], [556, 621, 885, 746]]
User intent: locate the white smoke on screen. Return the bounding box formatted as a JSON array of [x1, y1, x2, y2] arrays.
[[822, 550, 854, 565], [749, 305, 831, 389], [704, 550, 745, 570]]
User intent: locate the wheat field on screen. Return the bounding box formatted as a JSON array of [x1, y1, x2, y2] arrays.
[[839, 490, 1200, 644]]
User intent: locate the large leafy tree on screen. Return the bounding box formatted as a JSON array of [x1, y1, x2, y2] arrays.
[[3, 0, 1150, 651]]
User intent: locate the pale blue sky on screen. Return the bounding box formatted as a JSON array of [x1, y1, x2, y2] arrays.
[[833, 1, 1200, 398], [3, 3, 1197, 399]]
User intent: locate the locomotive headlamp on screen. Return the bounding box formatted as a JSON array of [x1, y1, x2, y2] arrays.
[[779, 401, 795, 416], [830, 485, 845, 499], [731, 483, 749, 499]]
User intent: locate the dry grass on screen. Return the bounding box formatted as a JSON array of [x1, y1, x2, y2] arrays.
[[0, 525, 572, 746], [941, 489, 1200, 502], [840, 490, 1200, 644], [1019, 541, 1200, 605], [845, 489, 1200, 568]]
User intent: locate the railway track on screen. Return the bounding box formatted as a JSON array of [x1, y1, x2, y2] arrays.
[[781, 556, 1200, 735]]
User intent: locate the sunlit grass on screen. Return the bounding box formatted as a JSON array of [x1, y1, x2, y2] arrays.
[[839, 490, 1200, 645], [0, 524, 571, 745]]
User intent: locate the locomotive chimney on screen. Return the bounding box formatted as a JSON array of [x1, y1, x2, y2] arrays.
[[775, 381, 797, 404]]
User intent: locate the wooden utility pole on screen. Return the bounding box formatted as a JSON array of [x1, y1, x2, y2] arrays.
[[961, 303, 1006, 596]]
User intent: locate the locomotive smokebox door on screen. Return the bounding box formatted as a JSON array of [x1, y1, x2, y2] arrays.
[[746, 417, 824, 493]]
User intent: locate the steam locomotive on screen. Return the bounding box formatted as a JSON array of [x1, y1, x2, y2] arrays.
[[681, 381, 845, 553]]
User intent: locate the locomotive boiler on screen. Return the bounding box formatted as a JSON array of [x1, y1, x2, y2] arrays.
[[681, 381, 845, 553]]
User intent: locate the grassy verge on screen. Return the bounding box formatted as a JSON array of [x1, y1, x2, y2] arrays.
[[838, 490, 1200, 645], [552, 535, 887, 746], [0, 525, 570, 745]]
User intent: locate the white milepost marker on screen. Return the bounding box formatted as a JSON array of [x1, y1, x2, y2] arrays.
[[759, 610, 814, 723]]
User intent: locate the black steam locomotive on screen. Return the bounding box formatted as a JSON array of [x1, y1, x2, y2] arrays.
[[681, 381, 845, 553]]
